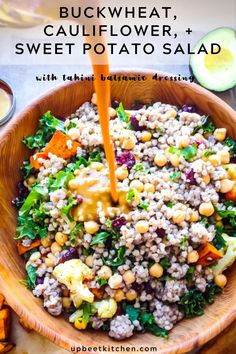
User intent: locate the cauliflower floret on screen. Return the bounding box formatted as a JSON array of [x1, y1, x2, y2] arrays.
[[93, 299, 117, 319], [53, 259, 94, 304], [213, 234, 236, 275]]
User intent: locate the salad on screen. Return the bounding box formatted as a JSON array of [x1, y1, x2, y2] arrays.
[[13, 95, 236, 340]]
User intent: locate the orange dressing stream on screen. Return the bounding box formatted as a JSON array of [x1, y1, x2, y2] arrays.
[[92, 64, 118, 202]]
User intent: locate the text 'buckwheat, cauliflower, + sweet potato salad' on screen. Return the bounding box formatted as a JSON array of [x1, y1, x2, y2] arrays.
[[13, 95, 236, 340]]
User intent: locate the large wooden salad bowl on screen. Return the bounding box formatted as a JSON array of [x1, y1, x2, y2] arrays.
[[0, 70, 236, 353]]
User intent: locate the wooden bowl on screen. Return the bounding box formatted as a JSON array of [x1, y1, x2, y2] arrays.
[[0, 70, 236, 354]]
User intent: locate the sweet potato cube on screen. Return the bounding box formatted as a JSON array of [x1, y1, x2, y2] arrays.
[[17, 238, 41, 255], [0, 342, 15, 353], [44, 131, 80, 159], [0, 308, 10, 341]]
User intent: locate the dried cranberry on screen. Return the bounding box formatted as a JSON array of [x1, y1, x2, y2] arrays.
[[156, 228, 165, 238], [116, 152, 135, 171], [143, 282, 153, 294], [181, 105, 197, 113], [116, 302, 124, 316], [230, 157, 236, 163], [111, 99, 120, 109], [185, 169, 197, 185], [132, 282, 143, 293], [196, 140, 208, 148], [36, 277, 45, 285], [59, 248, 79, 264], [112, 217, 127, 229], [76, 195, 83, 204], [130, 116, 144, 131]]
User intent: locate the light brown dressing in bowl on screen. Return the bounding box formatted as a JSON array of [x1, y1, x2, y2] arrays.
[[0, 86, 12, 121], [69, 167, 129, 222]]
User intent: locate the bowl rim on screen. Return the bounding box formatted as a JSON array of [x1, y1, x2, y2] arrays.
[[1, 69, 236, 354]]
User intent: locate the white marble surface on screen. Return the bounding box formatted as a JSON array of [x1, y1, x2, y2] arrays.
[[0, 64, 235, 353]]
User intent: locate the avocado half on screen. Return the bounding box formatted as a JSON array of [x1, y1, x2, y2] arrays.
[[190, 27, 236, 92]]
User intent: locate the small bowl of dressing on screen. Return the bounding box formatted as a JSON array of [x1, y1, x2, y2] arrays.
[[0, 80, 15, 126]]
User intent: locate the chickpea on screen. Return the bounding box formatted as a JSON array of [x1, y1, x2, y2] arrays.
[[208, 154, 221, 166], [166, 109, 177, 118], [122, 133, 136, 150], [170, 154, 180, 167], [84, 221, 99, 234], [179, 135, 190, 148], [189, 210, 199, 222], [154, 153, 167, 167], [97, 265, 112, 280], [135, 220, 149, 234], [195, 133, 204, 141], [55, 232, 68, 247], [68, 178, 79, 190], [214, 274, 227, 288], [172, 210, 186, 224], [62, 297, 72, 308], [116, 165, 129, 181], [126, 290, 138, 301], [214, 128, 227, 141], [27, 175, 36, 186], [85, 255, 94, 268], [108, 273, 123, 289], [29, 252, 41, 262], [123, 270, 136, 285], [218, 151, 230, 164], [202, 174, 211, 185], [220, 179, 235, 193], [41, 237, 52, 248], [140, 131, 152, 142], [199, 202, 215, 217], [51, 242, 62, 254], [187, 250, 199, 263], [67, 128, 80, 141], [108, 107, 117, 118], [90, 162, 104, 171], [45, 255, 56, 267], [130, 180, 144, 192], [114, 289, 125, 302], [144, 183, 155, 193], [149, 263, 164, 278], [91, 92, 97, 105]]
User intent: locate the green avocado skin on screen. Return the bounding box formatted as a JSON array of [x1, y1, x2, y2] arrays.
[[190, 27, 236, 92]]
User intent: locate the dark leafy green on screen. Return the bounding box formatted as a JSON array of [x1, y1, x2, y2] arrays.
[[70, 223, 84, 244], [89, 150, 102, 163], [16, 214, 47, 240], [212, 226, 227, 250], [169, 171, 181, 181], [203, 149, 215, 158], [20, 160, 34, 179], [133, 163, 145, 172], [125, 305, 168, 339], [116, 102, 129, 123], [23, 111, 65, 150], [61, 196, 77, 217], [48, 171, 74, 191], [104, 246, 126, 267], [169, 144, 198, 161], [25, 264, 37, 289], [179, 289, 205, 318], [138, 202, 149, 210], [91, 232, 110, 246], [193, 116, 215, 134], [97, 277, 108, 286], [185, 265, 195, 281], [166, 201, 174, 208], [160, 257, 170, 269], [204, 283, 222, 304], [224, 137, 236, 156], [19, 184, 45, 217]]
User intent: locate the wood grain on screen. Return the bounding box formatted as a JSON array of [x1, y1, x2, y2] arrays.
[[0, 71, 236, 354]]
